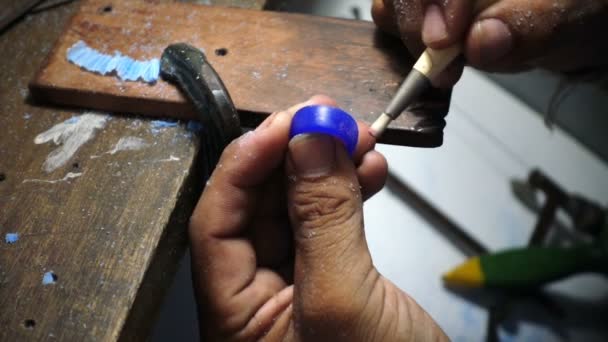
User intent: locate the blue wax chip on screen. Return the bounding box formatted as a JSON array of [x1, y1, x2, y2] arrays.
[[5, 233, 19, 244], [42, 271, 57, 285], [289, 105, 359, 156]]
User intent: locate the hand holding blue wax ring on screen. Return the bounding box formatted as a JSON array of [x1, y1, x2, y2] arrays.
[[289, 105, 359, 156]]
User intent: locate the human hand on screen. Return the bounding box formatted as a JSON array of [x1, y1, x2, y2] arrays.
[[189, 95, 447, 341], [372, 0, 608, 86]]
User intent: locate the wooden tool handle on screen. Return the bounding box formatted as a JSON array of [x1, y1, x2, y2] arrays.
[[413, 45, 461, 80]]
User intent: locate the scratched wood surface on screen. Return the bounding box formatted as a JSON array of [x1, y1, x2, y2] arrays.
[[30, 0, 451, 145], [0, 1, 265, 341]]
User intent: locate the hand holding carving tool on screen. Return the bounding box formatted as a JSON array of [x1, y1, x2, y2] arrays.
[[370, 0, 498, 138]]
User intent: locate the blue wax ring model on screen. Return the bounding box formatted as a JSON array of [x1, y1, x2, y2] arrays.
[[289, 105, 358, 156]]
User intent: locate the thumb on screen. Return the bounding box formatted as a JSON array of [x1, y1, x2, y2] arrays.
[[286, 134, 377, 328], [465, 0, 607, 73]]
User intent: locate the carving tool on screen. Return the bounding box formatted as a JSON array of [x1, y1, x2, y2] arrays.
[[370, 0, 497, 138]]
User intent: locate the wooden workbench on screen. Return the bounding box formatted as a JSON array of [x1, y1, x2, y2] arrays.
[[0, 0, 265, 340]]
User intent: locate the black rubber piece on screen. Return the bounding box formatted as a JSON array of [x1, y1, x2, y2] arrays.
[[161, 43, 242, 178]]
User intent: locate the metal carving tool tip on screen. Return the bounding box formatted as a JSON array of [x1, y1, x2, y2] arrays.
[[369, 45, 461, 139]]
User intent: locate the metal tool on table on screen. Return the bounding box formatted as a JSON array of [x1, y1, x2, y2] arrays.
[[160, 43, 242, 178]]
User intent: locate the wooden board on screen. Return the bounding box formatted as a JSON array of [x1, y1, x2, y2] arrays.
[[30, 0, 450, 145], [0, 1, 266, 341]]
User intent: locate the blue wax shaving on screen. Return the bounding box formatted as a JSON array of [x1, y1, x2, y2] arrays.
[[66, 40, 159, 84], [143, 60, 160, 83], [131, 61, 145, 81], [151, 120, 179, 129], [126, 61, 139, 81], [42, 271, 57, 285], [5, 233, 19, 244], [105, 53, 120, 74], [150, 120, 179, 134]]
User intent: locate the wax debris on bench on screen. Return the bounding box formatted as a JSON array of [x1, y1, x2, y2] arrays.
[[42, 271, 57, 285], [66, 40, 160, 84], [150, 120, 178, 129], [150, 119, 179, 134], [22, 172, 83, 184], [5, 233, 19, 244], [108, 136, 149, 155], [35, 113, 109, 173]]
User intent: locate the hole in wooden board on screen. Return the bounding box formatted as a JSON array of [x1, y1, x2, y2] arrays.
[[23, 319, 36, 329], [0, 173, 5, 182], [100, 5, 112, 13], [215, 48, 228, 56]]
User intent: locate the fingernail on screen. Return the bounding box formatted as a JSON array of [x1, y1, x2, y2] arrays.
[[422, 4, 448, 45], [473, 19, 513, 64], [289, 134, 336, 177]]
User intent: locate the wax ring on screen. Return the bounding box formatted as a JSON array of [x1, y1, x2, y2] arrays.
[[289, 105, 359, 156]]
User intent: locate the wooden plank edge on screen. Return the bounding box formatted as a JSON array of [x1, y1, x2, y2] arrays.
[[117, 147, 205, 342], [28, 83, 442, 146], [29, 83, 194, 120]]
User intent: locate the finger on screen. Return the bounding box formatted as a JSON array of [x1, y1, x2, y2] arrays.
[[193, 95, 336, 239], [422, 0, 475, 48], [189, 95, 334, 338], [431, 56, 465, 88], [465, 0, 605, 72], [357, 150, 388, 201], [353, 120, 376, 164], [238, 285, 294, 340], [392, 0, 427, 58], [254, 96, 359, 276], [256, 95, 337, 133], [248, 181, 291, 270], [286, 134, 379, 332], [371, 0, 399, 36]]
